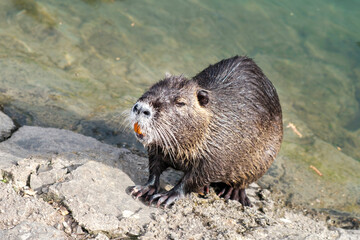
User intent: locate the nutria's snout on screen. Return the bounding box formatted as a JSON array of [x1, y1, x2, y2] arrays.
[[130, 101, 154, 144], [132, 102, 152, 117]]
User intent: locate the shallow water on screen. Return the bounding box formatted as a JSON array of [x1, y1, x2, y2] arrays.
[[0, 0, 359, 223]]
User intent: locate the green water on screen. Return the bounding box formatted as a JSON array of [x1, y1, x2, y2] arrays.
[[0, 0, 359, 224]]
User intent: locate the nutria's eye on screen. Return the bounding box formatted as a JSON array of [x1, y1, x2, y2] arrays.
[[174, 97, 186, 107], [197, 90, 209, 106], [176, 102, 186, 107]]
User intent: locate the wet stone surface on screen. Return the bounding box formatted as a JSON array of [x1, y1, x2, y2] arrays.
[[0, 111, 15, 141]]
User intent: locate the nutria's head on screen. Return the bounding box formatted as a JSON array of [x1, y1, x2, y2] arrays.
[[130, 75, 212, 158]]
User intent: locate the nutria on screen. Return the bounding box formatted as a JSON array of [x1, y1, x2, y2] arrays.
[[130, 56, 283, 207]]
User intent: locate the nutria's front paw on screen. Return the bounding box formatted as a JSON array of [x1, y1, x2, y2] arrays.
[[149, 188, 185, 208], [130, 184, 158, 200]]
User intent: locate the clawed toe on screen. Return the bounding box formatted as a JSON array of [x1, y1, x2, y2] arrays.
[[203, 185, 210, 195], [240, 189, 252, 207], [131, 184, 185, 208], [149, 189, 184, 208], [149, 193, 162, 205], [217, 184, 252, 207], [130, 185, 157, 200]]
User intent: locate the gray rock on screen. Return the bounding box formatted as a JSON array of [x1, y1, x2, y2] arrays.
[[0, 126, 129, 186], [0, 182, 62, 230], [0, 111, 15, 142], [336, 229, 360, 240], [75, 225, 84, 235], [0, 126, 122, 162], [0, 221, 68, 240], [259, 189, 271, 200], [30, 167, 68, 192], [2, 157, 49, 188], [92, 232, 110, 240], [245, 211, 360, 240], [49, 160, 157, 236]]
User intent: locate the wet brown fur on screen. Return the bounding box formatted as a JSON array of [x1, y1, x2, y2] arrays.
[[133, 56, 283, 201]]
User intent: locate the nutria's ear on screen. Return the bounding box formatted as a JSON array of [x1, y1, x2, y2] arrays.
[[197, 90, 209, 106]]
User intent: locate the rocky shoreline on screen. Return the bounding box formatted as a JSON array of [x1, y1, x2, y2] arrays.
[[0, 111, 358, 239]]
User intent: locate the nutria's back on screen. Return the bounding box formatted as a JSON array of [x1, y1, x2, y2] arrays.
[[130, 56, 282, 207], [193, 56, 283, 188]]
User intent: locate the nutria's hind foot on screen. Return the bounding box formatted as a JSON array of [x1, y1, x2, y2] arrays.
[[203, 184, 210, 195], [239, 189, 252, 207], [217, 184, 252, 207], [130, 184, 158, 200]]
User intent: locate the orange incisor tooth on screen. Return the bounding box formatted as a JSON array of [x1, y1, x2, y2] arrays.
[[134, 122, 144, 135]]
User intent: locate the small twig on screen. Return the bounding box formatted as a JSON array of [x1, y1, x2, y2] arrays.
[[310, 165, 323, 176], [286, 122, 303, 138]]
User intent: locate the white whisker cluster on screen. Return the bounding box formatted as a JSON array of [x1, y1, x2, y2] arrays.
[[151, 121, 180, 165], [119, 110, 133, 131]]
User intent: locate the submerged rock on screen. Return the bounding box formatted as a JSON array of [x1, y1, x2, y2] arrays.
[[0, 111, 15, 141], [12, 0, 57, 27]]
